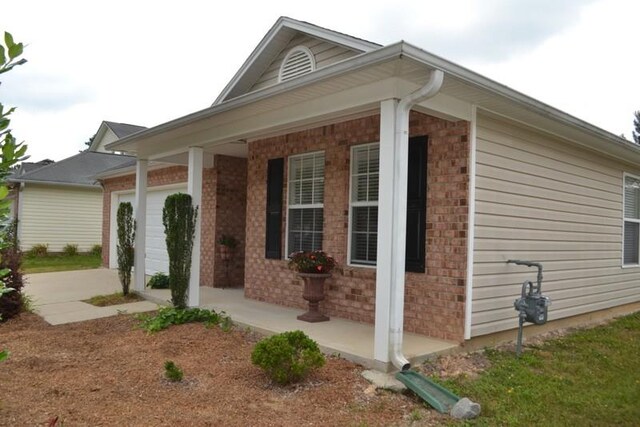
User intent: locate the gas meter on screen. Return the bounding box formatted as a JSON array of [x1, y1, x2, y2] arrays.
[[507, 260, 551, 356]]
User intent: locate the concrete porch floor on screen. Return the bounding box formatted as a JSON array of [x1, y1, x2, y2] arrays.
[[142, 286, 458, 371]]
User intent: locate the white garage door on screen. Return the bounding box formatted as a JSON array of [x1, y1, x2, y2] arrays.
[[111, 186, 188, 275]]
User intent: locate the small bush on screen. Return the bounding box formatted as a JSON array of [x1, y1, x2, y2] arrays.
[[251, 330, 325, 385], [137, 307, 230, 333], [62, 244, 78, 256], [0, 349, 8, 363], [90, 244, 102, 256], [147, 272, 170, 289], [28, 244, 48, 257], [0, 244, 25, 321], [164, 360, 183, 382]]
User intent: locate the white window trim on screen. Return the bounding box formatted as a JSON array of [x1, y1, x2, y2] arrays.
[[278, 45, 316, 83], [284, 150, 325, 257], [622, 172, 640, 268], [347, 142, 379, 268]]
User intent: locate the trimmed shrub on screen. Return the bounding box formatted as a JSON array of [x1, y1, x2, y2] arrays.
[[163, 193, 198, 309], [251, 330, 325, 384], [147, 272, 170, 289], [62, 243, 78, 256], [27, 243, 48, 257], [117, 202, 135, 296], [90, 244, 102, 256], [164, 360, 183, 382]]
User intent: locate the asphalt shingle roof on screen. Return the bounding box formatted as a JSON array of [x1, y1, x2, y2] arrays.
[[13, 152, 135, 186], [104, 121, 147, 139]]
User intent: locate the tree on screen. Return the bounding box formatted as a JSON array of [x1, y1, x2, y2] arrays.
[[0, 32, 28, 363], [83, 132, 97, 151], [163, 193, 198, 309], [116, 202, 135, 295], [633, 111, 640, 144]]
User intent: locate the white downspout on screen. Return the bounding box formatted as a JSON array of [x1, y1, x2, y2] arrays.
[[464, 105, 477, 340], [390, 69, 444, 370]]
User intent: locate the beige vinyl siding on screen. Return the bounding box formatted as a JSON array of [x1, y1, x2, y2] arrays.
[[250, 34, 359, 92], [93, 128, 118, 153], [18, 184, 103, 252], [471, 113, 640, 336]]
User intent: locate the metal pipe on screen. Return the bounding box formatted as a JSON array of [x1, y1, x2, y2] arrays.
[[390, 69, 444, 371]]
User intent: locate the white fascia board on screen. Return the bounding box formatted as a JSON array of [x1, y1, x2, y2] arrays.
[[134, 77, 405, 158], [88, 122, 109, 152], [107, 43, 407, 153], [400, 43, 638, 156], [213, 17, 380, 106], [10, 179, 99, 189]]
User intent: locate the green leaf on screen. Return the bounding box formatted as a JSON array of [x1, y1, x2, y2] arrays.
[[4, 32, 14, 49], [0, 186, 8, 199], [8, 43, 23, 61], [0, 45, 5, 66], [0, 349, 9, 362]]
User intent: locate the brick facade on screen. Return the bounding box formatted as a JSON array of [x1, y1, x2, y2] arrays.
[[101, 156, 247, 288], [245, 112, 469, 342]]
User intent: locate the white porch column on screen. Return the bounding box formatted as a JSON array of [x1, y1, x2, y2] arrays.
[[374, 99, 398, 364], [187, 147, 203, 307], [134, 159, 148, 293]]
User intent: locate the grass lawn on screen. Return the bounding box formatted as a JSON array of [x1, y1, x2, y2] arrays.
[[23, 253, 102, 274], [83, 292, 144, 307], [439, 312, 640, 426]]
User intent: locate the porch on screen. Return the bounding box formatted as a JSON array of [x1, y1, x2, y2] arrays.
[[142, 286, 458, 372]]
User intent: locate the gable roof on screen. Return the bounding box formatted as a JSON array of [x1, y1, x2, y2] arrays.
[[213, 16, 381, 104], [88, 121, 147, 152], [104, 121, 147, 138], [11, 152, 135, 187]]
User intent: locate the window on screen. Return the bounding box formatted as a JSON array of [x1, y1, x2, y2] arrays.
[[624, 174, 640, 265], [287, 152, 324, 253], [349, 144, 379, 265], [279, 46, 316, 83]]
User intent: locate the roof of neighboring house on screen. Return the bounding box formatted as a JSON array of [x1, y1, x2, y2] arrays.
[[104, 121, 147, 139], [8, 159, 55, 181], [11, 152, 135, 187]]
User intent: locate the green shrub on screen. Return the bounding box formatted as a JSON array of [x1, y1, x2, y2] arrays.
[[147, 272, 170, 289], [62, 244, 78, 256], [117, 202, 135, 296], [28, 244, 48, 257], [0, 349, 8, 363], [90, 244, 102, 256], [251, 330, 325, 385], [164, 360, 183, 382], [163, 193, 198, 308], [0, 244, 24, 321], [137, 306, 230, 333]]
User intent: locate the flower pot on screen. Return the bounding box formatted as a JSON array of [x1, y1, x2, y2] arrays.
[[297, 273, 331, 323]]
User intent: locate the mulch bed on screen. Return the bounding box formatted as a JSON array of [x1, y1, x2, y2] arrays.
[[0, 313, 447, 426]]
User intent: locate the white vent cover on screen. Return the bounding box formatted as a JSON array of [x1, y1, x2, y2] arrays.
[[279, 46, 316, 83]]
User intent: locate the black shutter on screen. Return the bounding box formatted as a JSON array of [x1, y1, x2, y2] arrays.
[[405, 136, 428, 273], [265, 158, 284, 259]]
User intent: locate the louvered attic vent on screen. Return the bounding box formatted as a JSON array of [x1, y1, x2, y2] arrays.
[[279, 46, 316, 83]]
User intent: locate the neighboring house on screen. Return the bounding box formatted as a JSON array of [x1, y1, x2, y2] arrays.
[[9, 121, 143, 252], [100, 17, 640, 368]]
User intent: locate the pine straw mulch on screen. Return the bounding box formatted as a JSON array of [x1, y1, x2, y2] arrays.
[[0, 313, 448, 426]]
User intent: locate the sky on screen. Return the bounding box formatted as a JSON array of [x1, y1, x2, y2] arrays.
[[1, 0, 639, 161]]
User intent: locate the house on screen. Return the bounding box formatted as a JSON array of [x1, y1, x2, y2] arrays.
[[8, 121, 143, 252], [100, 17, 640, 369]]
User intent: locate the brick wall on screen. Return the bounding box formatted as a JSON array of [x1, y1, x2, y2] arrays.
[[101, 159, 246, 288], [245, 112, 469, 342]]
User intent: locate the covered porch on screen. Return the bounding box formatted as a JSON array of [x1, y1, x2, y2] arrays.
[[107, 44, 478, 370], [141, 286, 457, 371]]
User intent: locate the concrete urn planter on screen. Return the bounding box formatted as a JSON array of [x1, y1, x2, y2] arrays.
[[297, 273, 331, 323]]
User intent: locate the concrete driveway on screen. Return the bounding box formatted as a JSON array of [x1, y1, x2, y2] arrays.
[[26, 269, 158, 325]]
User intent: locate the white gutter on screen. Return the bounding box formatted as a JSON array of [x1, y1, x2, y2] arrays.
[[464, 105, 477, 340], [8, 179, 100, 189], [390, 69, 444, 371]]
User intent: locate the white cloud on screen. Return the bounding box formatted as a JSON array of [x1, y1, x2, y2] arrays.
[[0, 0, 638, 160]]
